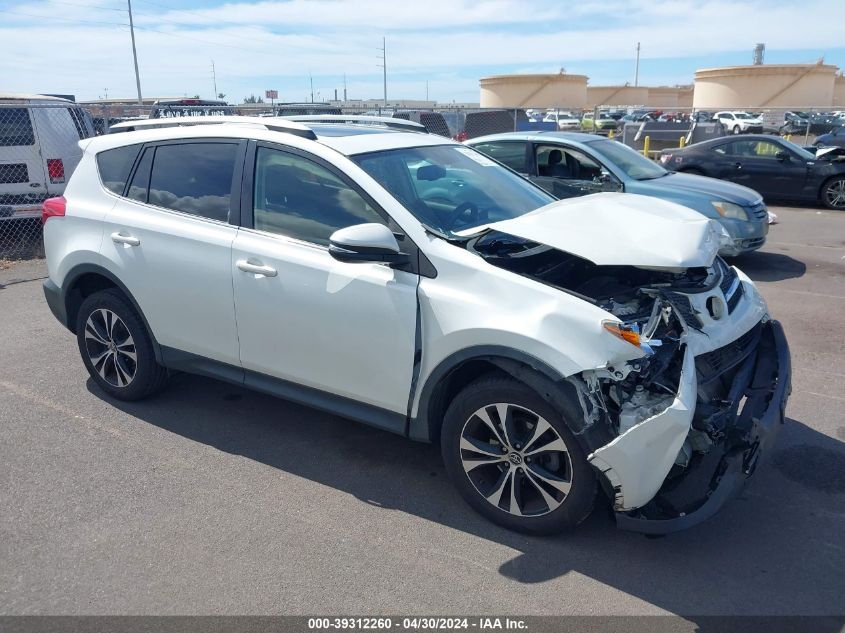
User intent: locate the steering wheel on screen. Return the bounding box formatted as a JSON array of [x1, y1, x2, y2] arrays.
[[444, 201, 480, 230]]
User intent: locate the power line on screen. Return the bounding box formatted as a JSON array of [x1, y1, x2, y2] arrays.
[[0, 8, 127, 27], [42, 0, 126, 11]]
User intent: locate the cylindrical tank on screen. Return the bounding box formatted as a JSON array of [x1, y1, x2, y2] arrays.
[[693, 64, 837, 109], [587, 86, 648, 107], [834, 75, 845, 107], [479, 74, 587, 109]]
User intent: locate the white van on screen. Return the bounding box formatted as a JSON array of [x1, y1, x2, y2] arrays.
[[0, 93, 94, 220]]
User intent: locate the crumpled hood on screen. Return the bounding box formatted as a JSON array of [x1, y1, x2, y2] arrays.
[[465, 192, 722, 269], [632, 171, 762, 206]]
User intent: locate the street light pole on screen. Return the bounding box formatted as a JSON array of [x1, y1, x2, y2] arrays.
[[127, 0, 143, 105], [211, 60, 217, 98], [634, 41, 641, 87]]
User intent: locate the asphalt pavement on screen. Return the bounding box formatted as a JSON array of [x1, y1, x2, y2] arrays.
[[1, 205, 843, 617]]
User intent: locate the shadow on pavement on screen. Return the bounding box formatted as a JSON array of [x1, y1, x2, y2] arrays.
[[89, 374, 845, 619], [730, 251, 806, 283]]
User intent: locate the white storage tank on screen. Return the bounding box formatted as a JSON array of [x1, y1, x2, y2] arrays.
[[479, 73, 587, 109], [693, 64, 838, 109]]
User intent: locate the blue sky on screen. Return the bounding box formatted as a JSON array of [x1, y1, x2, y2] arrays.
[[0, 0, 842, 103]]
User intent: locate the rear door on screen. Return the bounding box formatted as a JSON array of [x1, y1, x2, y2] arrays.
[[0, 106, 47, 217], [470, 140, 530, 176], [30, 106, 90, 198], [100, 139, 245, 366]]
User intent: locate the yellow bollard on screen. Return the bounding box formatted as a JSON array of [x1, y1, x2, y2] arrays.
[[786, 134, 792, 142], [679, 136, 686, 148], [608, 129, 614, 139], [643, 135, 650, 158]]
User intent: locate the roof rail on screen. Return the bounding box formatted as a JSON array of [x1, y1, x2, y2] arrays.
[[282, 115, 427, 133], [107, 115, 317, 140]]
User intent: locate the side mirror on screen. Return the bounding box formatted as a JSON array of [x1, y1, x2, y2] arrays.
[[328, 223, 409, 265], [416, 164, 447, 181], [775, 151, 790, 162]]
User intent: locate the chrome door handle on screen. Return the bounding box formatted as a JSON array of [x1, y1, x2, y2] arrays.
[[236, 260, 277, 277], [111, 232, 140, 246]]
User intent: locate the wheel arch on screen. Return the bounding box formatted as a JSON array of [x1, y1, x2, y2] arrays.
[[409, 346, 609, 452], [61, 263, 163, 363]]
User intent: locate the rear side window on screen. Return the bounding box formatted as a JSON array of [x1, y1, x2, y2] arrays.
[[68, 108, 90, 140], [97, 144, 142, 194], [0, 107, 35, 146], [472, 141, 528, 173], [147, 143, 237, 222]]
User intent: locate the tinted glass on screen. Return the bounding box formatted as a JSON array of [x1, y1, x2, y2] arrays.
[[253, 147, 385, 246], [148, 143, 237, 221], [535, 144, 603, 180], [0, 107, 35, 146], [721, 140, 790, 159], [353, 145, 553, 237], [97, 144, 142, 195], [587, 139, 666, 180], [472, 141, 528, 172], [127, 147, 153, 202]]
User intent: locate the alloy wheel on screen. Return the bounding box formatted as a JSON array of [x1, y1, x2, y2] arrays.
[[825, 179, 845, 209], [84, 308, 137, 388], [460, 403, 573, 517]]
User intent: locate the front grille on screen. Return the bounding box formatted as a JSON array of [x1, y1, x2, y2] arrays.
[[695, 322, 761, 382], [664, 291, 703, 330], [719, 264, 743, 314], [749, 203, 768, 220]]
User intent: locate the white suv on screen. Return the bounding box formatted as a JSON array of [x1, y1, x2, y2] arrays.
[[713, 111, 764, 135], [41, 116, 790, 535]]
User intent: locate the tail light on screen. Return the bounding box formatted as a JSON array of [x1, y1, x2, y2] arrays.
[[41, 196, 66, 224], [47, 159, 65, 183], [454, 131, 468, 142], [659, 153, 672, 164]]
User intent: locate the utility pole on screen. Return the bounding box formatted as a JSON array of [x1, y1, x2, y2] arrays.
[[127, 0, 143, 105], [211, 60, 217, 98], [378, 37, 387, 107], [309, 74, 314, 103], [343, 74, 347, 101], [634, 42, 641, 87]]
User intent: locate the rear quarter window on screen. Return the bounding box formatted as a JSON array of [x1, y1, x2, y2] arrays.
[[0, 107, 35, 146], [97, 144, 142, 195]]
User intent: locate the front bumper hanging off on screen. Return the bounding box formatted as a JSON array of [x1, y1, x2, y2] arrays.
[[612, 320, 791, 534]]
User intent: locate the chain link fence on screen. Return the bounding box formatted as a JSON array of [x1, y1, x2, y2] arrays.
[[1, 102, 95, 261], [3, 100, 842, 262]]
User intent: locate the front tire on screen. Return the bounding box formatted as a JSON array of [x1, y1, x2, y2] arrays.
[[732, 125, 741, 135], [76, 289, 167, 401], [441, 376, 596, 535], [821, 176, 845, 210]]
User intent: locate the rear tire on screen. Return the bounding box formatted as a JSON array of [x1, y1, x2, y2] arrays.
[[76, 289, 167, 401], [821, 176, 845, 210], [441, 376, 596, 535], [733, 125, 741, 135]]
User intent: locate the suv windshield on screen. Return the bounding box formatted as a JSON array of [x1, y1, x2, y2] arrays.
[[352, 144, 554, 237], [587, 139, 667, 180]]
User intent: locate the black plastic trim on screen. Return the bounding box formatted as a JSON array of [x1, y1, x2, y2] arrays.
[[42, 278, 66, 327], [410, 345, 570, 443], [161, 346, 406, 436], [53, 263, 165, 364]]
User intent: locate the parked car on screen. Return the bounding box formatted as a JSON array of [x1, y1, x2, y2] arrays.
[[580, 112, 618, 133], [813, 125, 845, 148], [543, 111, 581, 130], [713, 111, 764, 135], [0, 92, 94, 220], [41, 115, 789, 535], [659, 134, 845, 209], [148, 98, 231, 119], [467, 132, 769, 256]]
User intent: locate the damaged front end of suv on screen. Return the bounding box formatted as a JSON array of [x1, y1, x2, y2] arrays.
[[466, 200, 791, 534]]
